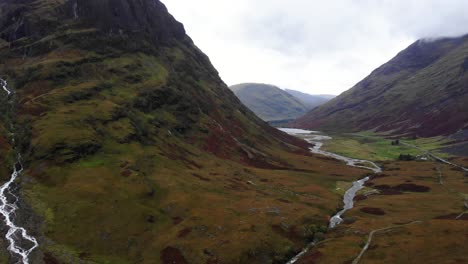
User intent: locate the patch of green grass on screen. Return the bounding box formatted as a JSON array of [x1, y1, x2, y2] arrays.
[[79, 157, 106, 168], [322, 132, 451, 161]]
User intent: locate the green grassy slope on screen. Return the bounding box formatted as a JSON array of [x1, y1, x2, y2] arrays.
[[292, 35, 468, 138], [230, 83, 309, 122]]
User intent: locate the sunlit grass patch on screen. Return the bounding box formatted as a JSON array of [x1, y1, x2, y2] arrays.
[[322, 132, 452, 161], [78, 157, 105, 168]]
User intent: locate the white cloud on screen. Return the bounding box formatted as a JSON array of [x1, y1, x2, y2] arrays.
[[163, 0, 468, 95]]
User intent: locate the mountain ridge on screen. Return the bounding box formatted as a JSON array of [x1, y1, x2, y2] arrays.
[[292, 34, 468, 138], [284, 89, 334, 109], [230, 83, 310, 122], [230, 83, 332, 125]]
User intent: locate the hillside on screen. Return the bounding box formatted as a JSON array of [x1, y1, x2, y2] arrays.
[[230, 83, 310, 123], [284, 89, 334, 110], [292, 35, 468, 138], [0, 1, 365, 263]]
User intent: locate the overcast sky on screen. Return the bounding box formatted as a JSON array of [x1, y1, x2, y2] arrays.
[[164, 0, 468, 95]]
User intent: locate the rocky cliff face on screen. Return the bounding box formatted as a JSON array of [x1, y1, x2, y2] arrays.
[[63, 0, 186, 41], [1, 0, 185, 43]]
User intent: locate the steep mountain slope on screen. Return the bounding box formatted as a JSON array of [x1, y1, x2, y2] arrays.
[[292, 35, 468, 138], [284, 89, 334, 110], [0, 1, 362, 263], [230, 83, 309, 122]]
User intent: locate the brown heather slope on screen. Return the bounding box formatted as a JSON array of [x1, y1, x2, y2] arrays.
[[292, 35, 468, 138], [0, 1, 372, 263]]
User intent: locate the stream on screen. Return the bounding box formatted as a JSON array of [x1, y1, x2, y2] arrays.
[[280, 128, 381, 264], [1, 78, 38, 264]]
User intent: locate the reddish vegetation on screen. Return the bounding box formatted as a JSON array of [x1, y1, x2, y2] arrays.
[[269, 127, 310, 150], [354, 194, 368, 201], [395, 183, 430, 192], [271, 224, 301, 243], [435, 214, 468, 220], [178, 227, 192, 238], [297, 251, 323, 264], [28, 161, 51, 180], [373, 185, 403, 195], [202, 124, 236, 160], [19, 104, 48, 116], [192, 173, 210, 182], [289, 37, 468, 138], [120, 169, 131, 177], [360, 207, 386, 215], [160, 247, 188, 264], [225, 178, 249, 191], [292, 148, 313, 156], [316, 156, 337, 161], [202, 122, 291, 170], [206, 257, 220, 264], [43, 252, 61, 264], [120, 161, 129, 168], [19, 81, 52, 116], [240, 155, 284, 170], [373, 183, 430, 194], [172, 217, 183, 225], [370, 173, 390, 179], [202, 115, 312, 169]]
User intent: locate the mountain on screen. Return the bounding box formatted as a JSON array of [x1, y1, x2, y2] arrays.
[[284, 89, 334, 109], [230, 83, 310, 123], [0, 1, 372, 263], [292, 35, 468, 138], [0, 1, 334, 263], [315, 94, 336, 100]]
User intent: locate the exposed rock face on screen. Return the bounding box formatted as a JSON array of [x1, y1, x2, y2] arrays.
[[1, 0, 185, 45], [63, 0, 186, 43]]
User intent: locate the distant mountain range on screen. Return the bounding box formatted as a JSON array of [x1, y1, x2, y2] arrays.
[[230, 83, 334, 125], [284, 89, 335, 109], [292, 34, 468, 139]]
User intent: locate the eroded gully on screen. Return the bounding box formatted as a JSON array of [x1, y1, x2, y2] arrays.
[[280, 129, 381, 264], [0, 78, 38, 264]]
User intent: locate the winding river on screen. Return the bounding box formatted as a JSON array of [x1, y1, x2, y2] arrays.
[[280, 128, 382, 264], [1, 78, 38, 264]]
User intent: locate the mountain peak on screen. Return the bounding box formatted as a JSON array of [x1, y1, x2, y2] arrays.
[[0, 0, 186, 45]]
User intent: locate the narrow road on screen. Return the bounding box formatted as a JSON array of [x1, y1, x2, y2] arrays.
[[352, 221, 423, 264], [401, 142, 468, 172], [403, 142, 468, 219]]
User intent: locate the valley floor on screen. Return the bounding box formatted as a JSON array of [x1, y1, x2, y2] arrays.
[[287, 132, 468, 264]]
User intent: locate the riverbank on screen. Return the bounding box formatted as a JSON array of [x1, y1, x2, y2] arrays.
[[280, 128, 468, 263], [280, 129, 382, 263]]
